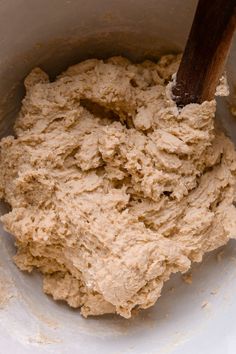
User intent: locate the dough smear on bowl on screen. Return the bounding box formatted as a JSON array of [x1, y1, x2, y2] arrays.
[[1, 55, 236, 318]]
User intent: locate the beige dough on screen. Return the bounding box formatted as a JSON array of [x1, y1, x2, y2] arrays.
[[1, 55, 236, 318]]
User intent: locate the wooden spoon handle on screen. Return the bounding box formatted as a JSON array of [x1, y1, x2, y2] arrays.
[[172, 0, 236, 107]]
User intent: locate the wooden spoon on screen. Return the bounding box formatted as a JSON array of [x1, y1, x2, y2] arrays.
[[172, 0, 236, 107]]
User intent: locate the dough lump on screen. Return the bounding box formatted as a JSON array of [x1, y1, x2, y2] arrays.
[[1, 55, 236, 318]]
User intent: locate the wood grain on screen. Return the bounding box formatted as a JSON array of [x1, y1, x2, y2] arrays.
[[172, 0, 236, 107]]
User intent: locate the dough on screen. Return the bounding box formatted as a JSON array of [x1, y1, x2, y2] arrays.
[[1, 55, 236, 318]]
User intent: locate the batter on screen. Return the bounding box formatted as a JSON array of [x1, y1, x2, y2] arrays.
[[1, 55, 236, 318]]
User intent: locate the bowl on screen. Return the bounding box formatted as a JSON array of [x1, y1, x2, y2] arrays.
[[0, 1, 236, 353]]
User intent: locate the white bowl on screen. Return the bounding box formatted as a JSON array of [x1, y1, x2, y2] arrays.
[[1, 1, 236, 353]]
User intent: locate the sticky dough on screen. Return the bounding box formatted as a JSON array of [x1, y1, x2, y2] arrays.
[[1, 55, 236, 318]]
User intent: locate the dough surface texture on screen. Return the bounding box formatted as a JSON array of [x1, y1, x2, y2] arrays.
[[1, 55, 236, 318]]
